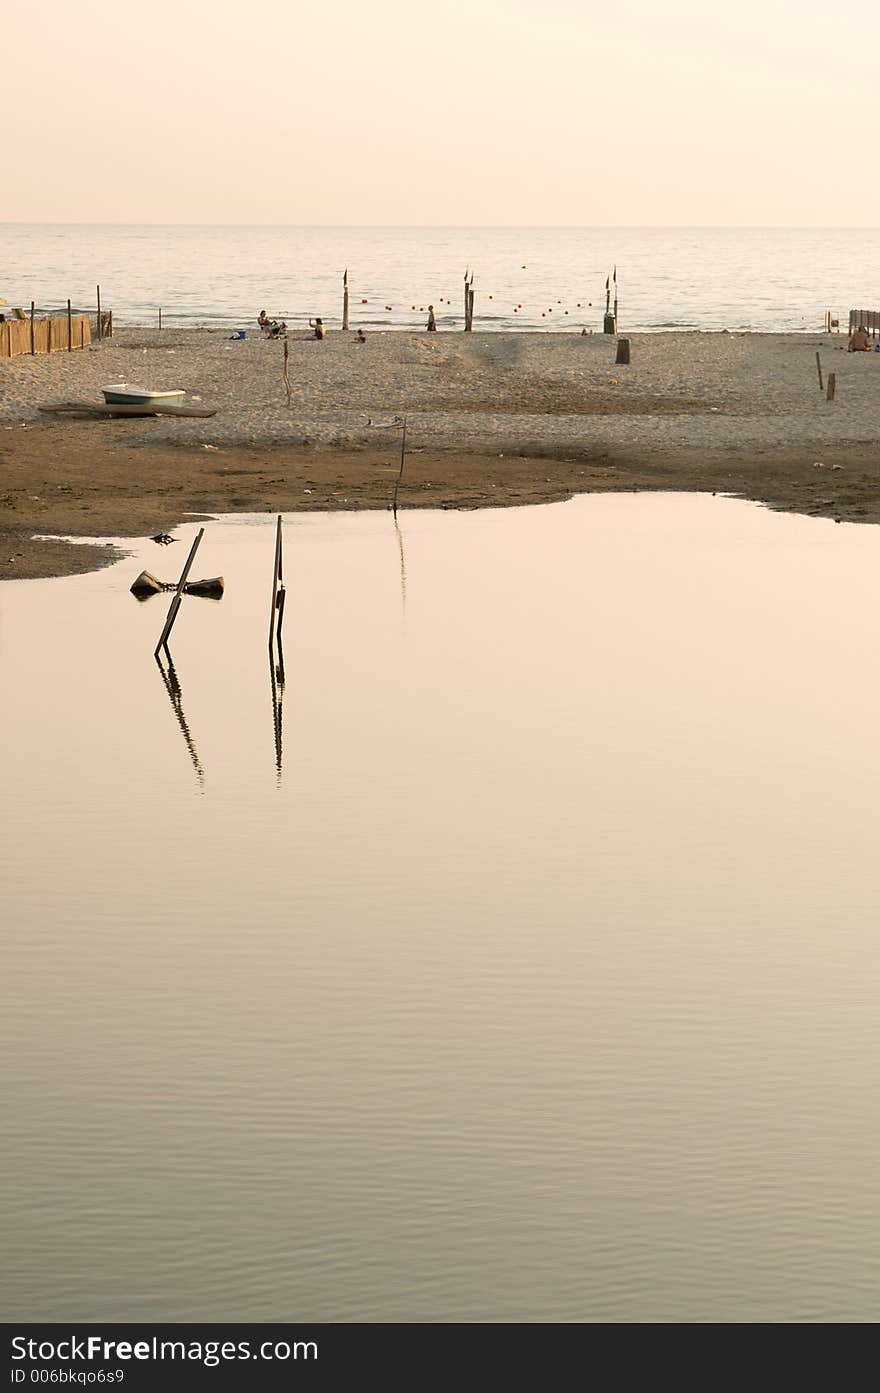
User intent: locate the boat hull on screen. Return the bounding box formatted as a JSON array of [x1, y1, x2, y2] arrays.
[[102, 384, 186, 407]]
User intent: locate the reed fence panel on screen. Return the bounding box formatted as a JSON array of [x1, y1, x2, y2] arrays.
[[0, 314, 91, 359]]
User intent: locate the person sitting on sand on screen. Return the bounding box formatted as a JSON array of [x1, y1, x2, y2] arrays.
[[258, 310, 285, 338], [355, 328, 366, 343], [309, 317, 326, 340], [426, 305, 437, 332], [848, 324, 871, 352]]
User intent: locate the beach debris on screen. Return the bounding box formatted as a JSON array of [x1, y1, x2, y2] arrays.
[[151, 533, 175, 545], [202, 444, 220, 451], [39, 401, 216, 419], [831, 463, 844, 470], [813, 461, 825, 468], [132, 569, 223, 599]]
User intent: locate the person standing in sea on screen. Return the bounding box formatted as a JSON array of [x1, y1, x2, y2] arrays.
[[426, 305, 437, 332]]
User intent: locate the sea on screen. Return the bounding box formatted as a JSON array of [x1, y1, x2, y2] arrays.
[[0, 224, 876, 334]]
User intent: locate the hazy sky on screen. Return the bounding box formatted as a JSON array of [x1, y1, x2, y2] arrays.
[[5, 0, 880, 224]]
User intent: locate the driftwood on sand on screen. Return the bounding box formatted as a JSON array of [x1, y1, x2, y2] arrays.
[[39, 401, 217, 419]]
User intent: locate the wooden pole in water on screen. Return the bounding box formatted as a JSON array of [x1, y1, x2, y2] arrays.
[[158, 307, 162, 331], [96, 285, 102, 342], [463, 269, 469, 331], [826, 372, 836, 402], [67, 298, 72, 352], [154, 527, 204, 656], [269, 514, 283, 649], [342, 268, 350, 330], [29, 301, 35, 356], [815, 351, 824, 391], [392, 415, 407, 518]]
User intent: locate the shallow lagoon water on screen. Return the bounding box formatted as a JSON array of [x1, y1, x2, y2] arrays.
[[3, 494, 880, 1322]]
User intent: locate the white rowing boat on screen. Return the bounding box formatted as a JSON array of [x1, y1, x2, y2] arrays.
[[102, 383, 187, 407]]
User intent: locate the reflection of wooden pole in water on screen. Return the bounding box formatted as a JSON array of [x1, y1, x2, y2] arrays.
[[154, 527, 204, 656], [392, 416, 407, 518], [393, 515, 407, 615], [155, 651, 205, 785], [269, 514, 286, 650], [269, 636, 285, 779]]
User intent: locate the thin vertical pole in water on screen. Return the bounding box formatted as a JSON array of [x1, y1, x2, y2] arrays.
[[29, 301, 35, 355], [269, 514, 285, 649], [154, 527, 204, 656], [67, 298, 72, 352], [96, 285, 102, 342], [463, 269, 469, 330], [342, 267, 350, 330], [392, 415, 407, 518], [815, 352, 824, 391]]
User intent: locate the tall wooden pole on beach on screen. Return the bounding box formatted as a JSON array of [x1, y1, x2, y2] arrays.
[[29, 301, 35, 356], [96, 285, 102, 341], [67, 298, 72, 352], [342, 268, 350, 330]]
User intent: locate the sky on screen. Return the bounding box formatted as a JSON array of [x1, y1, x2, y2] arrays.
[[5, 0, 880, 224]]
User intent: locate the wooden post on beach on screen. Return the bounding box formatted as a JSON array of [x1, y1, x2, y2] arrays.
[[67, 299, 72, 352], [107, 309, 113, 337], [342, 268, 350, 330], [826, 372, 836, 402], [815, 352, 824, 391], [283, 339, 291, 406], [158, 307, 163, 331], [468, 278, 475, 331], [96, 285, 102, 342], [29, 301, 35, 355], [154, 528, 204, 657]]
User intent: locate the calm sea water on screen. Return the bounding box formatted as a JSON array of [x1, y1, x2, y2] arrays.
[[0, 225, 877, 333], [3, 495, 880, 1322]]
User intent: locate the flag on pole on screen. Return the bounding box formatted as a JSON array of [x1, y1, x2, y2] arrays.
[[605, 276, 610, 291], [344, 268, 348, 286], [613, 265, 617, 284]]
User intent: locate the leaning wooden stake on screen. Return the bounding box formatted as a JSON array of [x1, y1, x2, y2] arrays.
[[815, 351, 823, 391], [392, 416, 407, 517], [154, 527, 204, 656], [826, 372, 836, 402], [283, 339, 291, 406]]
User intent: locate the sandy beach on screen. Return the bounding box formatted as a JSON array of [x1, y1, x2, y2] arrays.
[[3, 326, 880, 578]]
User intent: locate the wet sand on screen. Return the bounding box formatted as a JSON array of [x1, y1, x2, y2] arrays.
[[3, 328, 880, 579], [4, 420, 880, 580]]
